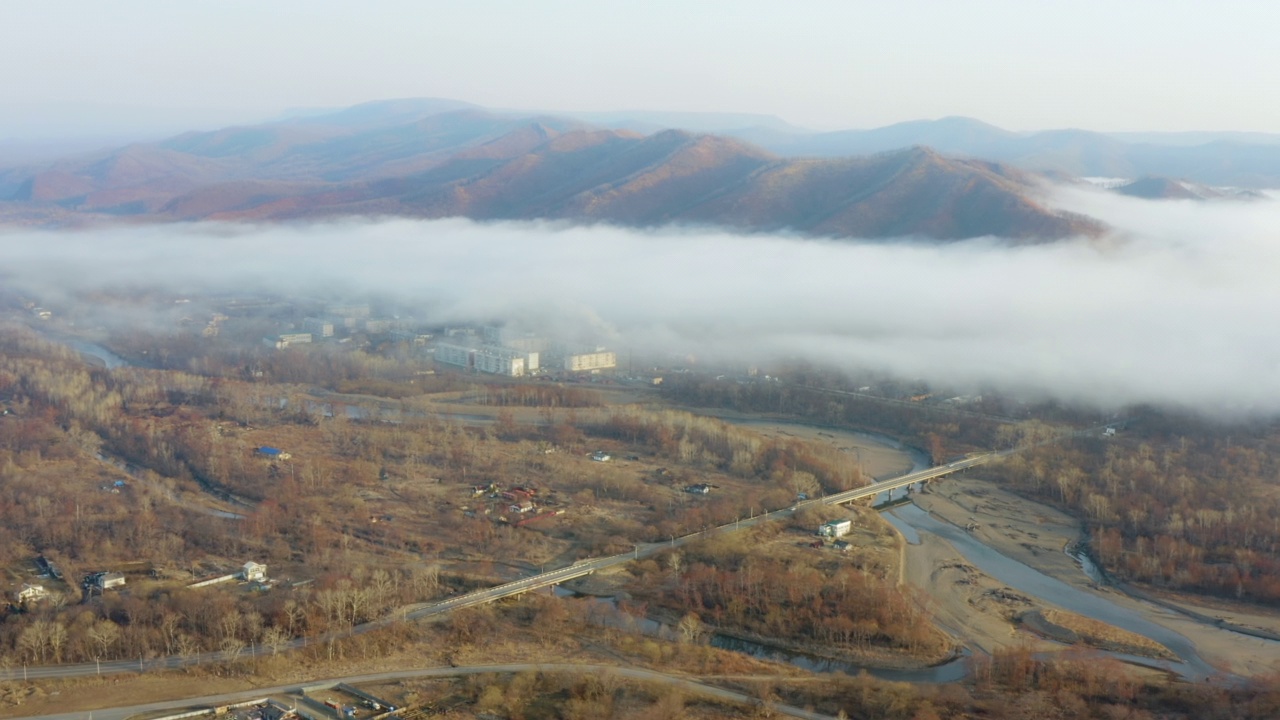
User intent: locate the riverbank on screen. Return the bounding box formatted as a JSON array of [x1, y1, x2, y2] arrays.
[[910, 474, 1280, 677]]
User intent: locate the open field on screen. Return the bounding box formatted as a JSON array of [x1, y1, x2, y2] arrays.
[[674, 407, 918, 480]]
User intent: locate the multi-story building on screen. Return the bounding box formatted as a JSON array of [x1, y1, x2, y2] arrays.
[[435, 342, 536, 377], [475, 346, 527, 377], [435, 342, 476, 369], [563, 350, 616, 372], [264, 333, 313, 349], [363, 319, 393, 334], [325, 303, 370, 319], [302, 317, 334, 338]]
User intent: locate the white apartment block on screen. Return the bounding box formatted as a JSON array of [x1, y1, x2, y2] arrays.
[[563, 350, 616, 372]]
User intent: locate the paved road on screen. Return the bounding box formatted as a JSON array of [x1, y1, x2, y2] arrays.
[[393, 449, 1012, 621], [1, 425, 1109, 685], [24, 663, 837, 720]]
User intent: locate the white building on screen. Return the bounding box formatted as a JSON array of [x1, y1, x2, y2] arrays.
[[265, 333, 313, 349], [364, 319, 393, 334], [475, 346, 527, 377], [91, 572, 126, 591], [326, 303, 370, 319], [505, 335, 551, 354], [241, 561, 268, 583], [437, 343, 535, 377], [563, 350, 616, 372], [435, 342, 476, 369], [818, 519, 853, 538], [15, 584, 46, 605], [302, 317, 335, 338]]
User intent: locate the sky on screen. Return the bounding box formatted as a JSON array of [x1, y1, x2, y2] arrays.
[[2, 0, 1279, 142], [3, 188, 1279, 416]]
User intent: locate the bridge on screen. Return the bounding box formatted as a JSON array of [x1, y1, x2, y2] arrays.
[[394, 420, 1123, 620], [0, 423, 1112, 681], [399, 447, 1017, 622]]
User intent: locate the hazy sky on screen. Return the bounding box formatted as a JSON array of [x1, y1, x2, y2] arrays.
[[3, 0, 1279, 140]]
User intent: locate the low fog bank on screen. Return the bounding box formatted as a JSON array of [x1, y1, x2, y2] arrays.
[[2, 187, 1279, 416]]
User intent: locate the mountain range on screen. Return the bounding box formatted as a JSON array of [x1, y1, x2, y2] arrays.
[[1, 98, 1274, 240], [729, 118, 1280, 189]]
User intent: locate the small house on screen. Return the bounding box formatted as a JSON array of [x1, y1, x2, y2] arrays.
[[818, 519, 853, 538], [590, 451, 612, 462], [241, 561, 268, 583], [256, 446, 292, 461], [832, 540, 852, 552], [15, 584, 47, 605], [509, 501, 535, 514], [684, 483, 712, 495], [89, 572, 126, 591]]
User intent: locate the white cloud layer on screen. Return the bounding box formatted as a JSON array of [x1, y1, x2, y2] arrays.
[[3, 186, 1280, 415]]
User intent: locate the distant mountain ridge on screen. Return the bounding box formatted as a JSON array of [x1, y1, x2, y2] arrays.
[[0, 99, 1132, 240], [730, 117, 1280, 188], [1111, 176, 1266, 201]]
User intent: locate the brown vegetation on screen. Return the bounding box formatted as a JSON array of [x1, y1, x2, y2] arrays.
[[2, 108, 1100, 241], [623, 519, 950, 666], [983, 415, 1280, 604]]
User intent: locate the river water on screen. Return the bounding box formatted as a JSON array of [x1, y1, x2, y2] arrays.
[[887, 503, 1212, 680], [50, 337, 1227, 681], [556, 588, 972, 682], [713, 416, 1224, 681], [62, 337, 130, 369]]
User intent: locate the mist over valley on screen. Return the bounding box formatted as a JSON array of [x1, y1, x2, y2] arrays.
[[6, 4, 1280, 715], [3, 178, 1278, 416]]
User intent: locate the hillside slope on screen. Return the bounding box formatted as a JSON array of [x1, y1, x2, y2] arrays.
[[0, 102, 1100, 241], [735, 118, 1280, 188]]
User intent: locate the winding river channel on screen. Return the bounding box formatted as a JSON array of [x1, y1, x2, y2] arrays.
[[717, 419, 1225, 682], [50, 334, 1238, 683]]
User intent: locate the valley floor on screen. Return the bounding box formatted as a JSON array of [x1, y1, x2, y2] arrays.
[[909, 475, 1280, 677]]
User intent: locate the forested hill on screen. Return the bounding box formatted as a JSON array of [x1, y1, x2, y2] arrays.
[[0, 101, 1100, 242]]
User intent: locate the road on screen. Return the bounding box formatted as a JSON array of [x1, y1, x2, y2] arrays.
[[0, 449, 998, 682], [22, 663, 836, 720], [0, 424, 1109, 685], [390, 447, 1017, 622]]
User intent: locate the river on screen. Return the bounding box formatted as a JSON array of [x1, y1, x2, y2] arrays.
[[60, 336, 130, 369], [556, 588, 972, 683], [712, 415, 1224, 682], [42, 334, 1234, 682]]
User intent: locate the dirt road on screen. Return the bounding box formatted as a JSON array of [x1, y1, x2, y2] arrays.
[[22, 663, 836, 720]]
